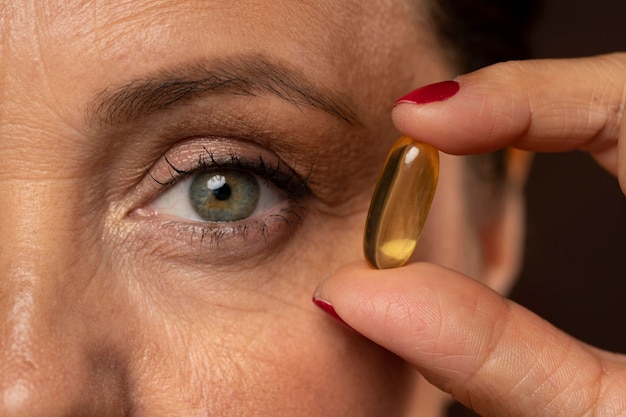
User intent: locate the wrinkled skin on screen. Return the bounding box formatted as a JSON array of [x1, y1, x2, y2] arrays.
[[0, 1, 511, 416]]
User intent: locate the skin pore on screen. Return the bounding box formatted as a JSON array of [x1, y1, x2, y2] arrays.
[[0, 1, 521, 416]]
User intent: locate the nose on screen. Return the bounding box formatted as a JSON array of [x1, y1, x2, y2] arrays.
[[1, 282, 100, 416], [0, 181, 130, 416]]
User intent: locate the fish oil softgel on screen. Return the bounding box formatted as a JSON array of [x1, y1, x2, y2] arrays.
[[364, 136, 439, 269]]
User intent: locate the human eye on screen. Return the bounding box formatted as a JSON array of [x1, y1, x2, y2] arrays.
[[129, 138, 310, 260], [151, 168, 284, 223]]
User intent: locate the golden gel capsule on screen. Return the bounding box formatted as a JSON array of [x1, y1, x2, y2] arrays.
[[364, 136, 439, 269]]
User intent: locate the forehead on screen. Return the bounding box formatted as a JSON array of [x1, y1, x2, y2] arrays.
[[1, 0, 442, 98], [0, 0, 449, 160], [2, 1, 429, 88]]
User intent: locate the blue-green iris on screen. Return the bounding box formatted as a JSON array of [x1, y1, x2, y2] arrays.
[[189, 170, 260, 222]]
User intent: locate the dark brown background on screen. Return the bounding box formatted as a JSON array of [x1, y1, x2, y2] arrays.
[[449, 1, 626, 416]]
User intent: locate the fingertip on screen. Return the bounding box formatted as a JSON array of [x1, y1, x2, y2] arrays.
[[393, 80, 460, 106], [391, 89, 492, 155], [311, 296, 352, 328], [311, 261, 376, 329], [391, 67, 532, 155], [312, 261, 375, 306], [390, 79, 462, 144], [313, 262, 463, 335]]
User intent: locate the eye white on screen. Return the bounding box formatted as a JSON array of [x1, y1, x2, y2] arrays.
[[149, 171, 285, 222]]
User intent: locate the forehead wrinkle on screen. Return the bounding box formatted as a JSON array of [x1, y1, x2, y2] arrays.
[[86, 54, 360, 129]]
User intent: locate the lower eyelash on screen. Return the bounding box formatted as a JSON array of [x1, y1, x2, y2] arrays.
[[158, 204, 306, 250]]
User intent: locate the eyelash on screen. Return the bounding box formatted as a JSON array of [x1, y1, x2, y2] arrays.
[[140, 145, 311, 249], [153, 148, 308, 193]]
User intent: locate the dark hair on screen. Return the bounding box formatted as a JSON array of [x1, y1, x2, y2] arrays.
[[430, 0, 542, 72], [427, 0, 541, 186]]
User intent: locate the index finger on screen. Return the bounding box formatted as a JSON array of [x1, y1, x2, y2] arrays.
[[391, 54, 626, 188]]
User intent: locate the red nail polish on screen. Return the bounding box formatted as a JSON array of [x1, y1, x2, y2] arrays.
[[312, 297, 350, 328], [394, 80, 459, 106]]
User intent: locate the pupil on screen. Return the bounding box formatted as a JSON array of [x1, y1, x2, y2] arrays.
[[212, 184, 231, 201], [189, 170, 261, 222]]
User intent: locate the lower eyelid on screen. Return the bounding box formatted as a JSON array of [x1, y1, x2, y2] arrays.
[[126, 202, 307, 266]]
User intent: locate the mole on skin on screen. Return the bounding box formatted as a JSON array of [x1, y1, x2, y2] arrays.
[[364, 136, 439, 269]]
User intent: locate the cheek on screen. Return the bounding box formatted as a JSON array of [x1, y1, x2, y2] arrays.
[[120, 283, 414, 416], [111, 211, 414, 416]]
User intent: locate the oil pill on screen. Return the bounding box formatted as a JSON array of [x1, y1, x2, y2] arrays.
[[364, 136, 439, 269]]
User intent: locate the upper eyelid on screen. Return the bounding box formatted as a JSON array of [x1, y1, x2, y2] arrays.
[[147, 143, 311, 199]]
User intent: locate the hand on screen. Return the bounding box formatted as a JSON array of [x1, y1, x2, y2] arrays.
[[392, 53, 626, 193], [313, 53, 626, 416], [315, 261, 626, 417]]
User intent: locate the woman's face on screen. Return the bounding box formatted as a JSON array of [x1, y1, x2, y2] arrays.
[[0, 1, 479, 415]]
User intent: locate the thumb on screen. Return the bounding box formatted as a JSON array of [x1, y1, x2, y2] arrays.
[[391, 53, 626, 192], [313, 262, 626, 417]]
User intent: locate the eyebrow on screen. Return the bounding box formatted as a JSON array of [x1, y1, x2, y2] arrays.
[[87, 54, 360, 128]]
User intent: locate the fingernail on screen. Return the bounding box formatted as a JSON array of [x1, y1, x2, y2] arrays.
[[394, 80, 459, 106], [312, 296, 351, 328]]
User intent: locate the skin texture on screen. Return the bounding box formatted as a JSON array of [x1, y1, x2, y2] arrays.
[[317, 54, 626, 416], [13, 1, 622, 416], [0, 1, 517, 416]]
